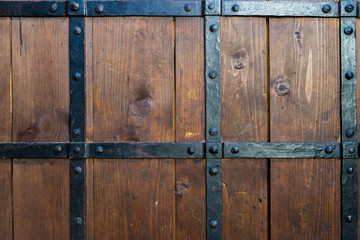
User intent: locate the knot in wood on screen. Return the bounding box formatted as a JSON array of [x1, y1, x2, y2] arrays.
[[275, 81, 290, 96]]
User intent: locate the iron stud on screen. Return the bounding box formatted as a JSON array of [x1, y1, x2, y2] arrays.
[[345, 72, 354, 80], [209, 220, 218, 228], [95, 146, 103, 154], [344, 26, 353, 35], [54, 145, 62, 154], [72, 129, 81, 137], [184, 4, 192, 12], [232, 4, 239, 12], [324, 146, 333, 154], [74, 166, 82, 174], [345, 129, 355, 138], [209, 146, 218, 155], [95, 4, 104, 14], [209, 128, 218, 136], [70, 2, 80, 12], [345, 215, 353, 223], [209, 167, 218, 176], [72, 72, 81, 81], [209, 70, 217, 79], [347, 167, 354, 174], [73, 26, 81, 35], [345, 4, 354, 13], [210, 24, 218, 33], [187, 147, 195, 155], [49, 3, 58, 13], [322, 4, 331, 13], [208, 3, 215, 10], [73, 147, 81, 154], [231, 146, 239, 154], [349, 147, 355, 154], [74, 217, 83, 225]]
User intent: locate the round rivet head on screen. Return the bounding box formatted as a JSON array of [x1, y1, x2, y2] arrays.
[[325, 146, 333, 154], [209, 70, 217, 79], [231, 146, 239, 154], [74, 217, 83, 225], [54, 145, 62, 154], [232, 4, 239, 12], [72, 72, 81, 81], [345, 129, 355, 138], [95, 4, 104, 14], [345, 72, 354, 80], [70, 2, 80, 11], [209, 220, 218, 228], [74, 166, 82, 174], [209, 167, 218, 176], [349, 147, 355, 154], [209, 146, 218, 155], [322, 4, 331, 13], [208, 3, 215, 10], [345, 215, 353, 223], [209, 128, 218, 136], [49, 3, 58, 13], [73, 26, 81, 35], [187, 147, 195, 155], [95, 146, 103, 154], [73, 147, 81, 154], [184, 4, 192, 12], [347, 167, 355, 174], [72, 129, 81, 137], [344, 26, 353, 35], [345, 4, 354, 13], [210, 24, 218, 33]]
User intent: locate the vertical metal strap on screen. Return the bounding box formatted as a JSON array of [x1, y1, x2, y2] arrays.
[[340, 2, 358, 238], [205, 15, 222, 240], [70, 17, 86, 240]]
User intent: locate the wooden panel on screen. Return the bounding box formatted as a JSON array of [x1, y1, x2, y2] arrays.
[[0, 18, 12, 240], [221, 17, 268, 240], [175, 17, 205, 240], [11, 18, 70, 240], [269, 18, 340, 239], [90, 17, 174, 239]]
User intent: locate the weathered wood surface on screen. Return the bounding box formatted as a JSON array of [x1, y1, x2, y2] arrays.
[[269, 17, 341, 239], [221, 17, 268, 240]]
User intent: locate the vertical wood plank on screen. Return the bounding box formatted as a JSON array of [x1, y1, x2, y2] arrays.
[[175, 17, 206, 240], [90, 17, 174, 240], [221, 17, 268, 240], [269, 18, 340, 239], [12, 18, 70, 240], [0, 17, 12, 240]]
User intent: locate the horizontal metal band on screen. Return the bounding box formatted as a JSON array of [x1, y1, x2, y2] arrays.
[[222, 1, 339, 17], [0, 1, 66, 17], [0, 143, 68, 159], [224, 142, 341, 158]]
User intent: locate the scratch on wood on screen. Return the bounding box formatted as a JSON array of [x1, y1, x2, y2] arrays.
[[305, 48, 313, 103]]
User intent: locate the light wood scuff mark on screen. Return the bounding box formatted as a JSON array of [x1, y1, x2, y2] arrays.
[[305, 48, 313, 103]]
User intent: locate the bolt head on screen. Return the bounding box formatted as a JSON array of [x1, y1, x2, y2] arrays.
[[345, 4, 354, 13], [209, 70, 217, 79], [74, 166, 82, 174], [184, 4, 192, 12], [347, 167, 355, 174], [74, 217, 83, 225], [73, 147, 81, 154], [349, 147, 355, 154], [70, 2, 80, 11], [231, 146, 239, 154], [187, 147, 195, 155], [73, 26, 82, 35], [72, 72, 81, 81], [345, 215, 353, 223], [54, 145, 62, 154], [95, 146, 103, 154], [344, 26, 353, 35], [322, 4, 331, 13], [345, 72, 354, 80], [345, 129, 355, 138], [49, 3, 58, 13], [209, 128, 218, 136], [324, 146, 333, 154], [210, 24, 218, 33], [95, 4, 104, 14], [72, 129, 81, 137], [209, 146, 218, 155], [232, 4, 240, 12], [209, 167, 218, 176], [208, 3, 215, 10], [209, 220, 218, 228]]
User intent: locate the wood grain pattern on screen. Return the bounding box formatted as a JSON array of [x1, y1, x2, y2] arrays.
[[175, 17, 205, 240], [269, 18, 340, 239], [89, 17, 174, 239], [221, 17, 268, 240], [11, 18, 70, 240]]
